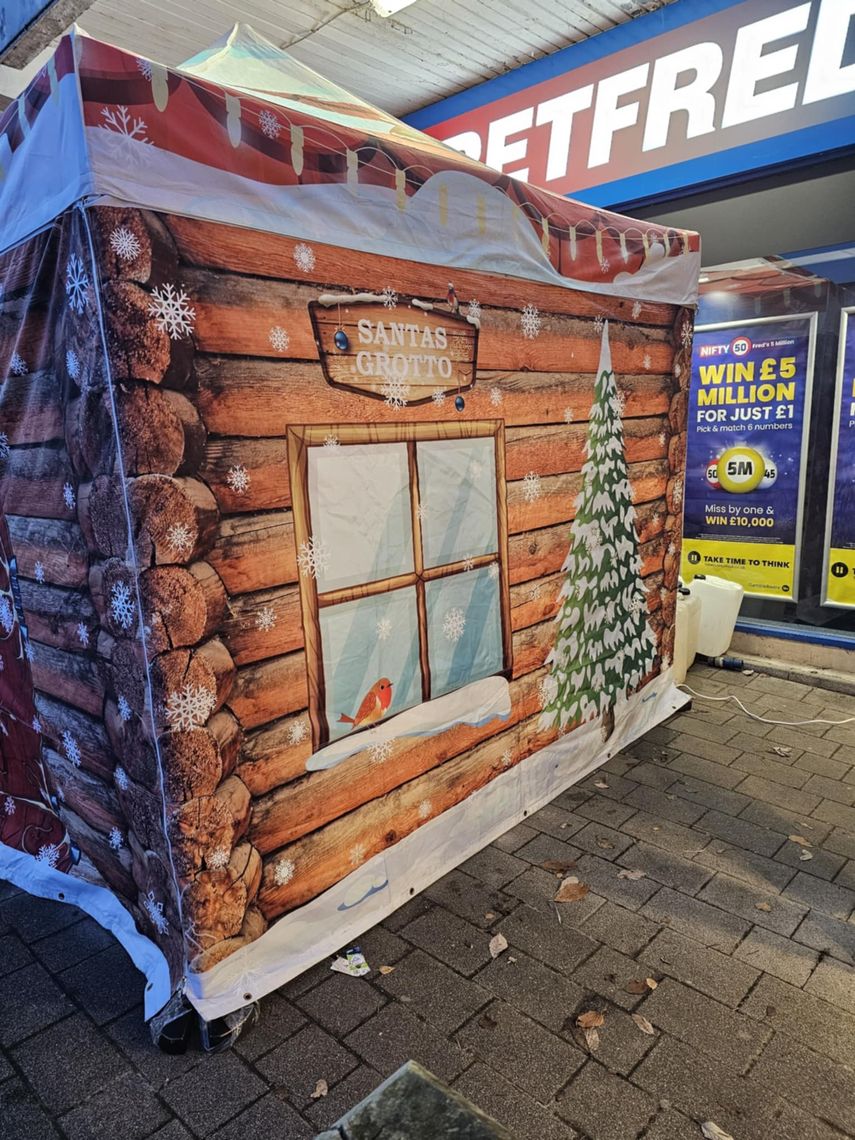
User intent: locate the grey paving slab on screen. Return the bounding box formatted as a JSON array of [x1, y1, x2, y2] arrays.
[[643, 1108, 702, 1140], [794, 750, 853, 781], [668, 752, 746, 791], [793, 909, 855, 966], [461, 846, 529, 889], [344, 1003, 471, 1085], [58, 1070, 170, 1140], [0, 1078, 60, 1140], [670, 733, 742, 766], [813, 798, 855, 833], [579, 901, 659, 957], [499, 901, 599, 974], [211, 1091, 314, 1139], [570, 944, 651, 1012], [564, 1000, 657, 1076], [803, 955, 855, 1014], [735, 774, 823, 815], [160, 1051, 267, 1134], [491, 821, 538, 853], [641, 886, 751, 953], [782, 869, 855, 920], [767, 1100, 854, 1140], [733, 926, 819, 986], [835, 858, 855, 890], [0, 931, 34, 977], [424, 869, 516, 928], [233, 991, 307, 1062], [570, 821, 635, 861], [105, 1009, 204, 1088], [804, 772, 855, 806], [697, 872, 811, 942], [30, 916, 114, 973], [0, 895, 83, 941], [454, 1062, 573, 1140], [667, 775, 753, 817], [622, 784, 706, 826], [748, 1032, 855, 1136], [621, 812, 708, 858], [376, 948, 490, 1033], [515, 831, 583, 869], [694, 808, 786, 856], [615, 841, 712, 895], [0, 961, 74, 1046], [295, 972, 386, 1037], [556, 1060, 657, 1140], [401, 907, 494, 976], [621, 760, 675, 789], [473, 949, 584, 1033], [766, 726, 840, 758], [302, 1066, 384, 1134], [639, 928, 760, 1008], [825, 828, 855, 860], [574, 795, 638, 828], [730, 752, 812, 789], [12, 1013, 129, 1114], [574, 852, 660, 910], [774, 839, 846, 881], [525, 801, 587, 840], [740, 800, 832, 844], [694, 840, 795, 893], [740, 974, 855, 1068], [503, 865, 604, 921], [57, 942, 143, 1026], [255, 1022, 358, 1105]]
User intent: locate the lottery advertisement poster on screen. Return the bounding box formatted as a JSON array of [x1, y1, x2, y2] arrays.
[[681, 315, 816, 599], [823, 308, 855, 609]]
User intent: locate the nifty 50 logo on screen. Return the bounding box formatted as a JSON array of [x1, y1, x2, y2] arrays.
[[706, 446, 777, 493]]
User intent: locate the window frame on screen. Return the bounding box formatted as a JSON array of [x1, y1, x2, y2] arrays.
[[288, 420, 513, 751]]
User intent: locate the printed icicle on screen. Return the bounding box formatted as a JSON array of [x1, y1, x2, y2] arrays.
[[540, 322, 657, 739]]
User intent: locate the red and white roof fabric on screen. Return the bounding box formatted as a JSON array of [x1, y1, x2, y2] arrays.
[[0, 24, 699, 304]]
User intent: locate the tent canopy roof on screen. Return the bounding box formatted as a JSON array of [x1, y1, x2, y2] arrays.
[[0, 24, 699, 304]]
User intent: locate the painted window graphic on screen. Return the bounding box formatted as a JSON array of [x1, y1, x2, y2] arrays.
[[288, 422, 512, 749]]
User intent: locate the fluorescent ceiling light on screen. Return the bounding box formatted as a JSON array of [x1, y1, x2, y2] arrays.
[[370, 0, 418, 16]]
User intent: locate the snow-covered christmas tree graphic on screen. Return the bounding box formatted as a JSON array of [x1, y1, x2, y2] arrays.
[[540, 323, 657, 740]]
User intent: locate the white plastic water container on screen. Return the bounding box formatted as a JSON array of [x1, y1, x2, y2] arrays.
[[688, 574, 745, 658], [673, 589, 702, 684]]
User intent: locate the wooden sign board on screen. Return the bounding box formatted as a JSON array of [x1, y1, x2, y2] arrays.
[[309, 294, 479, 406]]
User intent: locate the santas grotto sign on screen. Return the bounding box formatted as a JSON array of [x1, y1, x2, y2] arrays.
[[681, 314, 816, 599]]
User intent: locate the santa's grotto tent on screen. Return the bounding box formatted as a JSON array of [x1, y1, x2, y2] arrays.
[[0, 23, 699, 1043]]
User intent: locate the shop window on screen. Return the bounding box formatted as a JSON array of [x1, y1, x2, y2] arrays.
[[288, 422, 512, 749]]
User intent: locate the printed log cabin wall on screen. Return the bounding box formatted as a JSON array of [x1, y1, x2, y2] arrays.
[[0, 204, 691, 978]]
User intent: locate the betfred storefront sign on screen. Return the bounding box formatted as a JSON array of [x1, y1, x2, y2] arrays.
[[409, 0, 855, 207]]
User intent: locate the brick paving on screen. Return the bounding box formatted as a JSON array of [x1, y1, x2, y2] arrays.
[[2, 662, 855, 1139]]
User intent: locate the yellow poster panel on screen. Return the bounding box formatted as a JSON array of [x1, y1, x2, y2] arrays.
[[681, 539, 796, 599], [825, 548, 855, 608]]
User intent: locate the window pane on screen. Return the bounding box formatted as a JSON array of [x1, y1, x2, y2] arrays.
[[425, 567, 503, 699], [308, 442, 413, 592], [320, 587, 422, 743], [418, 438, 498, 569]]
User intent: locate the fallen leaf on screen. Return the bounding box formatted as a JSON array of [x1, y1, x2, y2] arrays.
[[489, 933, 508, 959], [755, 902, 772, 912], [596, 837, 616, 850], [625, 979, 648, 995], [311, 1079, 328, 1100], [583, 1027, 600, 1051], [594, 779, 610, 790], [645, 978, 658, 990], [484, 912, 496, 920], [555, 877, 589, 903], [576, 1010, 605, 1029], [378, 965, 395, 975], [772, 745, 792, 757], [788, 834, 813, 847], [742, 669, 756, 676], [541, 859, 577, 875], [618, 868, 646, 881], [701, 1122, 734, 1140], [799, 849, 813, 861], [632, 1013, 656, 1036]]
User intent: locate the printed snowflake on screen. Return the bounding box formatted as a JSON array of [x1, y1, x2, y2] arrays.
[[110, 581, 136, 630], [658, 431, 667, 447], [522, 471, 541, 503], [9, 351, 27, 376], [136, 57, 153, 80], [563, 407, 574, 424], [165, 522, 194, 557], [115, 766, 129, 790], [226, 464, 250, 495], [293, 243, 316, 273], [65, 349, 80, 381], [0, 433, 9, 463], [65, 253, 90, 315], [667, 541, 677, 557], [489, 386, 503, 407], [674, 361, 682, 380], [528, 583, 542, 602], [462, 556, 475, 572], [76, 623, 89, 647], [600, 258, 610, 273], [256, 606, 276, 632], [32, 716, 42, 734], [100, 105, 152, 168], [108, 827, 124, 852], [681, 322, 693, 350], [431, 389, 447, 407], [416, 503, 428, 523], [381, 376, 409, 409], [3, 795, 15, 816], [672, 478, 684, 507], [143, 891, 169, 935], [349, 842, 367, 867], [376, 617, 392, 641], [274, 858, 296, 886], [418, 799, 432, 820], [381, 286, 398, 309], [323, 435, 340, 451], [165, 683, 216, 731], [369, 739, 393, 764], [642, 352, 651, 371], [148, 284, 196, 340], [109, 226, 141, 263], [287, 720, 307, 746], [117, 694, 132, 722], [207, 847, 230, 871], [258, 109, 281, 139], [521, 303, 542, 339], [661, 652, 672, 670], [62, 730, 82, 767], [467, 299, 481, 322], [269, 325, 289, 353], [34, 561, 45, 584], [25, 642, 35, 663], [297, 537, 331, 580], [501, 748, 513, 769], [36, 844, 61, 868], [468, 458, 484, 480], [594, 314, 605, 334], [442, 607, 466, 643], [488, 563, 500, 581]]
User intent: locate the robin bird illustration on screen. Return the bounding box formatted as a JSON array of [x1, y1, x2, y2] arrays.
[[338, 678, 393, 729]]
